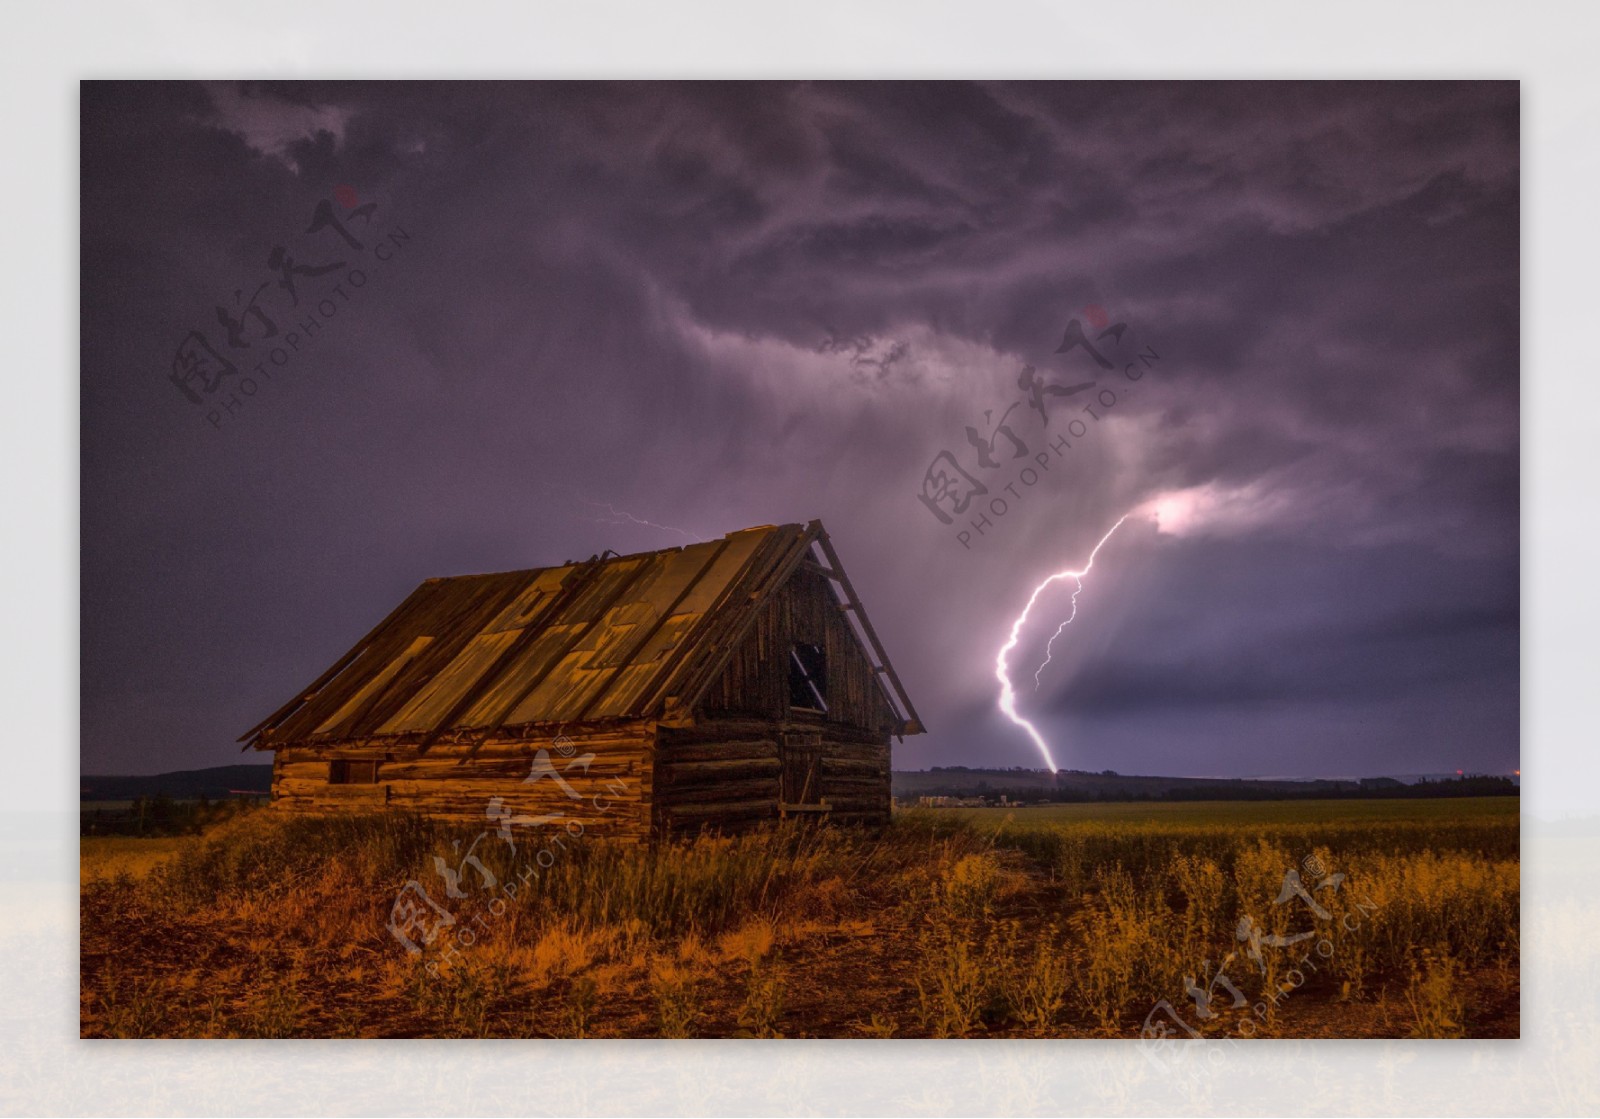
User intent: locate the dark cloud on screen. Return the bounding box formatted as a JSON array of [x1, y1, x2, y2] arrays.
[[80, 80, 1518, 779]]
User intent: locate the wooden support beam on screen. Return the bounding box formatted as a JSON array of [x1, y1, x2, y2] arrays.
[[811, 523, 925, 736]]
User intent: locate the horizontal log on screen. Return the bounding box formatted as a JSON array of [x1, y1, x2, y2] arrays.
[[656, 778, 779, 806], [815, 796, 887, 813], [659, 777, 781, 798], [278, 746, 391, 762], [660, 798, 779, 819], [820, 741, 889, 760], [379, 757, 643, 782], [817, 785, 888, 800], [658, 757, 781, 780], [670, 720, 793, 740], [813, 726, 889, 746], [657, 740, 882, 763], [275, 757, 650, 784], [453, 736, 654, 759], [818, 775, 889, 792], [820, 758, 886, 776], [279, 776, 638, 804], [269, 801, 653, 839], [276, 779, 388, 800], [374, 806, 649, 828], [655, 741, 778, 763], [384, 779, 639, 803], [271, 728, 656, 764]]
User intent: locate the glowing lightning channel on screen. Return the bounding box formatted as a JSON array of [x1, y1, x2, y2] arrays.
[[1033, 517, 1129, 689], [581, 500, 699, 542], [995, 515, 1129, 773], [537, 482, 701, 543]]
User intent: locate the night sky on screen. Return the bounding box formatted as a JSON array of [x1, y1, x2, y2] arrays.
[[80, 81, 1519, 779]]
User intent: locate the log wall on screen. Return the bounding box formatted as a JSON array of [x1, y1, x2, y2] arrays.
[[266, 722, 655, 841], [653, 717, 891, 833]]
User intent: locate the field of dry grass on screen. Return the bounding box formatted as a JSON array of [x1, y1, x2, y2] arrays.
[[80, 835, 191, 884], [79, 798, 1518, 1038]]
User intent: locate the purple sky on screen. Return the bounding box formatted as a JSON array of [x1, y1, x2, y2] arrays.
[[80, 81, 1519, 779]]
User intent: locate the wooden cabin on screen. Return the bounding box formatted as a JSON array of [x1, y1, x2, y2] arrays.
[[241, 521, 923, 839]]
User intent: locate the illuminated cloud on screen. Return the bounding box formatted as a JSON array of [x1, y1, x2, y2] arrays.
[[202, 82, 351, 171], [1136, 481, 1294, 538]]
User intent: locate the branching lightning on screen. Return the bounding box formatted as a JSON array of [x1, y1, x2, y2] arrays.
[[580, 500, 699, 542], [1033, 518, 1128, 689], [539, 482, 701, 542], [995, 515, 1129, 772]]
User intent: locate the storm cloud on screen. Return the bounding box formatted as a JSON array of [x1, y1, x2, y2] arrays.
[[80, 80, 1519, 779]]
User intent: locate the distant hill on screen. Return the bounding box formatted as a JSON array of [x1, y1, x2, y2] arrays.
[[81, 764, 272, 802], [892, 768, 1518, 802], [79, 762, 1515, 806]]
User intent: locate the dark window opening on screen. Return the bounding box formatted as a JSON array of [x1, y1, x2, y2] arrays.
[[329, 759, 380, 784], [788, 642, 829, 713]]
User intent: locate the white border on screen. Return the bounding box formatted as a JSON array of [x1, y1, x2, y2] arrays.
[[7, 2, 1597, 1114]]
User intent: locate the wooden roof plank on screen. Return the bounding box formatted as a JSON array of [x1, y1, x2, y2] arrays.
[[456, 552, 661, 761], [345, 571, 536, 738], [311, 634, 436, 739], [239, 579, 441, 745], [268, 576, 489, 744], [412, 557, 613, 753], [568, 535, 735, 722], [380, 628, 529, 733]]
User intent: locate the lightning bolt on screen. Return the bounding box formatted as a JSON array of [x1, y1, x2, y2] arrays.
[[539, 482, 702, 542], [580, 501, 699, 542], [995, 515, 1129, 772], [1033, 515, 1128, 689]]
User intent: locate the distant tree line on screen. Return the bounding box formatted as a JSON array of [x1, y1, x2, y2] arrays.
[[899, 773, 1519, 803], [80, 794, 265, 837]]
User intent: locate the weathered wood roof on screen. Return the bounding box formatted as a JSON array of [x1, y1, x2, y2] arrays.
[[242, 521, 921, 749]]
